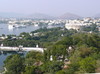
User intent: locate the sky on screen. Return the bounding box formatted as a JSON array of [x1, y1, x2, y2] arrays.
[[0, 0, 100, 17]]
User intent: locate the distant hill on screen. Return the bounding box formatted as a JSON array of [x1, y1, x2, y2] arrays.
[[27, 13, 56, 19], [0, 12, 84, 19], [0, 12, 26, 18], [58, 13, 82, 19], [93, 13, 100, 18]]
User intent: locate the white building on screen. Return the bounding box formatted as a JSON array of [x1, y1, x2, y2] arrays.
[[65, 20, 84, 30], [65, 19, 95, 30]]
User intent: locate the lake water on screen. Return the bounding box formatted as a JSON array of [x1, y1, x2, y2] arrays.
[[0, 24, 40, 36], [0, 24, 64, 36]]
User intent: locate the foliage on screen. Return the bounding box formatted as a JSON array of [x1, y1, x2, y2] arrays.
[[79, 57, 96, 73], [4, 54, 24, 74], [25, 51, 43, 66], [24, 66, 42, 74], [3, 27, 100, 74], [40, 61, 63, 74], [82, 24, 99, 32]]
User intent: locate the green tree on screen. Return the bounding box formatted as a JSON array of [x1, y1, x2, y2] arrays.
[[41, 61, 63, 74], [4, 54, 24, 74], [56, 70, 65, 74], [50, 44, 67, 61], [79, 57, 96, 73], [24, 66, 42, 74], [25, 51, 43, 66]]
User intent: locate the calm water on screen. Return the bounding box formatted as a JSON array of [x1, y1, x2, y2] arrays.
[[0, 24, 64, 36], [0, 24, 40, 36]]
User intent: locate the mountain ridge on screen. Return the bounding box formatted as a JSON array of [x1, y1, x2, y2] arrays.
[[0, 12, 100, 19], [58, 13, 82, 19]]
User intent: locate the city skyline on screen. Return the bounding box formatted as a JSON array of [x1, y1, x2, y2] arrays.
[[0, 0, 100, 17]]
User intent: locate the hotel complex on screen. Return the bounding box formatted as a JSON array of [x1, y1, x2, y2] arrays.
[[65, 18, 100, 30]]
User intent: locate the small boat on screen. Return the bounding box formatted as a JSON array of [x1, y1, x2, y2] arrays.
[[8, 24, 15, 30], [34, 24, 38, 27]]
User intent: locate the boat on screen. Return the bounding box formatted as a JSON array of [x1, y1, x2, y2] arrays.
[[34, 24, 39, 27], [8, 24, 15, 30]]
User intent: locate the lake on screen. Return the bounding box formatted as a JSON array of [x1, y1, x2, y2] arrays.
[[0, 24, 64, 36], [0, 24, 40, 36]]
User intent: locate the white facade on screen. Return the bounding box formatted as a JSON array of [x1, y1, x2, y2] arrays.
[[65, 19, 95, 30], [0, 46, 44, 52], [65, 23, 82, 30]]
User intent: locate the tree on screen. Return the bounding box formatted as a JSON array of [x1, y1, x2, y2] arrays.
[[4, 54, 24, 74], [64, 63, 79, 74], [95, 60, 100, 73], [79, 57, 96, 73], [50, 44, 67, 61], [56, 70, 66, 74], [24, 66, 42, 74], [25, 51, 43, 66], [40, 61, 63, 74], [78, 45, 93, 58], [82, 24, 99, 32]]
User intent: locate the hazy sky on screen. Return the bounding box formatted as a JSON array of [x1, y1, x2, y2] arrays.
[[0, 0, 100, 17]]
